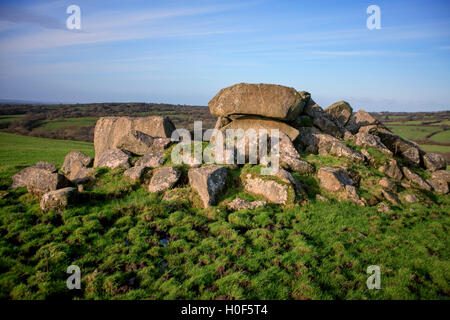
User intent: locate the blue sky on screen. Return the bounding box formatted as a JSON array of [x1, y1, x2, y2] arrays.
[[0, 0, 449, 111]]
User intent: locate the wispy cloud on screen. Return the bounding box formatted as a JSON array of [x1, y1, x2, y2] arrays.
[[0, 6, 65, 30]]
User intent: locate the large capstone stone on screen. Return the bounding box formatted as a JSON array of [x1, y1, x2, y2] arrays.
[[116, 130, 155, 156], [209, 83, 310, 121], [40, 187, 78, 213], [61, 151, 93, 175], [148, 166, 181, 193], [96, 149, 130, 170], [188, 165, 227, 207], [93, 116, 175, 166]]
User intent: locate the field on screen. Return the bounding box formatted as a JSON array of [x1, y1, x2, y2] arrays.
[[0, 133, 449, 299], [374, 112, 450, 163]]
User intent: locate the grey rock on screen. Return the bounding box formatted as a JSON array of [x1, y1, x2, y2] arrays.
[[226, 198, 266, 211], [62, 151, 93, 175], [188, 165, 227, 207], [124, 166, 147, 183], [135, 150, 166, 168], [423, 153, 446, 172], [317, 166, 355, 192], [402, 167, 432, 191], [97, 149, 131, 170], [325, 101, 353, 127], [40, 187, 78, 213], [427, 178, 448, 194], [148, 166, 181, 193], [116, 130, 154, 156]]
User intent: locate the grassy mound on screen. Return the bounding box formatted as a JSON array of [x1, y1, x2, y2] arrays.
[[0, 133, 449, 299]]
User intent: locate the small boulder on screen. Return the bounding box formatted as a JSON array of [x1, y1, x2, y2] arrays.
[[344, 185, 365, 206], [379, 159, 403, 180], [403, 194, 419, 203], [40, 187, 78, 213], [116, 130, 154, 156], [242, 171, 296, 205], [375, 131, 422, 167], [152, 137, 173, 150], [226, 198, 266, 211], [402, 167, 432, 191], [96, 149, 131, 170], [278, 133, 314, 174], [148, 166, 181, 193], [69, 161, 95, 185], [379, 178, 396, 192], [427, 178, 449, 194], [377, 202, 392, 214], [381, 189, 402, 207], [135, 150, 166, 168], [325, 101, 353, 127], [188, 165, 227, 207], [304, 99, 343, 138], [323, 141, 365, 162], [33, 161, 58, 173], [423, 153, 446, 172], [11, 161, 58, 189], [431, 170, 450, 183], [93, 116, 176, 166], [345, 110, 380, 134], [61, 151, 93, 175], [316, 194, 329, 202], [124, 166, 147, 183], [26, 168, 71, 195], [355, 132, 391, 154], [317, 166, 355, 192]]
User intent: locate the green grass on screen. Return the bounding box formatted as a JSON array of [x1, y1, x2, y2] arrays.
[[387, 125, 437, 141], [39, 117, 98, 130], [429, 130, 450, 144], [0, 133, 449, 300], [0, 132, 94, 168], [0, 115, 26, 123], [419, 144, 450, 153]]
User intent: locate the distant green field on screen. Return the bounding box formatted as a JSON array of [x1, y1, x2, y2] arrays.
[[419, 144, 450, 153], [0, 115, 26, 123], [429, 130, 450, 144], [388, 125, 436, 141], [0, 132, 94, 168], [40, 117, 98, 130]]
